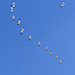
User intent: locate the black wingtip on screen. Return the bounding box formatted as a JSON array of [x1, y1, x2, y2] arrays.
[[11, 5, 13, 7], [12, 19, 14, 21], [20, 33, 22, 34], [61, 6, 62, 8]]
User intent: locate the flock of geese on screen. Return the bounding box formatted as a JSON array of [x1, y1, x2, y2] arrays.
[[10, 1, 65, 64]]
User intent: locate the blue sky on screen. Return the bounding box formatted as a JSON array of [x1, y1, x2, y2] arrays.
[[0, 0, 75, 75]]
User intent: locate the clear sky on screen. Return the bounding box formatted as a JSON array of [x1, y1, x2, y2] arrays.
[[0, 0, 75, 75]]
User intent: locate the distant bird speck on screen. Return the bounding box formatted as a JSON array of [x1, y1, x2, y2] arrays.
[[29, 36, 31, 41], [13, 1, 15, 8], [59, 60, 62, 64], [61, 1, 65, 8], [20, 28, 24, 34], [11, 5, 13, 13], [12, 15, 15, 20], [49, 51, 52, 55], [56, 56, 58, 59], [45, 47, 48, 51], [18, 19, 20, 25], [38, 42, 40, 46]]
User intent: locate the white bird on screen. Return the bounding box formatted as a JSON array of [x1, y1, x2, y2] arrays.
[[18, 19, 20, 25], [61, 1, 65, 8], [38, 42, 40, 46], [11, 5, 13, 13], [59, 60, 62, 64], [12, 15, 15, 20], [45, 47, 48, 51], [13, 1, 15, 8], [20, 28, 24, 34], [56, 56, 58, 59], [29, 36, 31, 41]]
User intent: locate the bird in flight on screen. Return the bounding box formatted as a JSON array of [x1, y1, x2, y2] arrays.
[[13, 1, 15, 8], [59, 60, 62, 64], [12, 15, 15, 20], [20, 28, 24, 34], [56, 56, 58, 59], [18, 19, 21, 25], [11, 5, 13, 13], [61, 1, 65, 8], [49, 51, 52, 55], [45, 47, 48, 51], [29, 36, 31, 41], [38, 42, 40, 46]]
